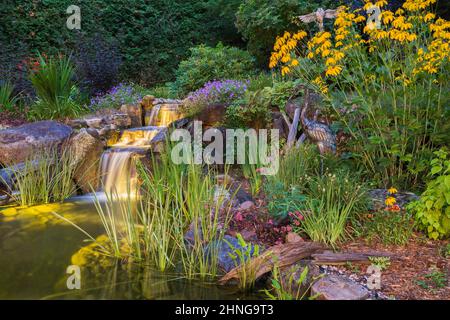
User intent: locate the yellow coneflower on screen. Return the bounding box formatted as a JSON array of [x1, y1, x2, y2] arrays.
[[325, 65, 343, 77], [385, 196, 396, 206], [388, 187, 398, 195]]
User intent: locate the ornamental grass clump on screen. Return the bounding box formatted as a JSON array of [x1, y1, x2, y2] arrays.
[[294, 171, 369, 247], [29, 54, 83, 120], [182, 80, 248, 117], [270, 0, 450, 189], [3, 147, 78, 206], [0, 81, 19, 112]]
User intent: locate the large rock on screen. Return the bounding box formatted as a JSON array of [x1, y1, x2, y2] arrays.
[[369, 189, 419, 210], [194, 104, 226, 127], [120, 104, 143, 127], [67, 128, 104, 193], [0, 121, 72, 165], [311, 274, 370, 300]]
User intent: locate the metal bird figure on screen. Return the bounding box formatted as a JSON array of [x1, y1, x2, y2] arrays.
[[297, 7, 339, 32], [300, 88, 336, 155]]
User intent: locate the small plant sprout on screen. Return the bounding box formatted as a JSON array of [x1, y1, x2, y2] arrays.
[[225, 233, 260, 291], [368, 256, 391, 271]]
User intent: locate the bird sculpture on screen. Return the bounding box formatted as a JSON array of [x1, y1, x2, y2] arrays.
[[300, 87, 336, 155], [297, 7, 339, 32]]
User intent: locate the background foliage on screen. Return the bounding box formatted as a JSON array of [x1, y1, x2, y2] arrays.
[[0, 0, 244, 87]]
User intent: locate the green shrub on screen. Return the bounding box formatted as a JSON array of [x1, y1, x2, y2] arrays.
[[270, 80, 297, 110], [29, 55, 83, 120], [408, 148, 450, 239], [146, 85, 176, 99], [266, 181, 307, 221], [172, 43, 256, 96], [225, 88, 272, 129], [0, 81, 19, 112], [416, 267, 447, 291]]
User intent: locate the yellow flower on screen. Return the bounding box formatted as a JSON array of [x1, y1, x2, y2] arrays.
[[375, 0, 387, 8], [336, 34, 346, 41], [281, 66, 291, 76], [388, 187, 398, 195], [334, 51, 345, 61], [322, 49, 331, 57], [424, 13, 436, 22], [325, 65, 343, 77], [382, 11, 394, 24], [385, 196, 396, 206], [281, 55, 291, 63], [291, 59, 299, 67], [325, 57, 336, 66], [293, 30, 307, 40]]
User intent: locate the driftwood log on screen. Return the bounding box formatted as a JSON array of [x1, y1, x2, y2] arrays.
[[219, 241, 325, 285], [311, 251, 398, 265]]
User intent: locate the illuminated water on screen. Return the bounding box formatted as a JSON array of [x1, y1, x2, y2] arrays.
[[145, 104, 183, 127], [0, 200, 254, 300]]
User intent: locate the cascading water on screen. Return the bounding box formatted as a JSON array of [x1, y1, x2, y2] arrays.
[[99, 103, 184, 198], [100, 150, 137, 197], [145, 104, 182, 127], [145, 104, 161, 126]]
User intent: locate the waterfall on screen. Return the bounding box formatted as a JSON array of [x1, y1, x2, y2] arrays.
[[113, 127, 160, 147], [100, 150, 137, 197], [98, 101, 183, 199], [145, 104, 182, 126], [146, 105, 161, 126]]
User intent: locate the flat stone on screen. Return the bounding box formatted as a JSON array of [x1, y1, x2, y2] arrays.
[[311, 274, 370, 300], [286, 232, 304, 243], [85, 117, 105, 129], [239, 200, 255, 211]]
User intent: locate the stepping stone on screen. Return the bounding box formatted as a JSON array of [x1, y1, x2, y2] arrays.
[[311, 274, 370, 300]]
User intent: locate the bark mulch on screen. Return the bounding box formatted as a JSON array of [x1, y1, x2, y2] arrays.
[[341, 234, 449, 300]]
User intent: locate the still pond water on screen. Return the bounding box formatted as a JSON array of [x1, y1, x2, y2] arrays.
[[0, 198, 254, 300]]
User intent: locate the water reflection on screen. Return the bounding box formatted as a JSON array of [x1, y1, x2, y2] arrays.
[[0, 201, 258, 300]]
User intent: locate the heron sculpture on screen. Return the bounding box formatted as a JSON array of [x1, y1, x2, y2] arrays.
[[300, 87, 336, 155], [297, 7, 339, 32]]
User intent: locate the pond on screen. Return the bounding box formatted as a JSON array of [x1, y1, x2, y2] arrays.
[[0, 198, 257, 300]]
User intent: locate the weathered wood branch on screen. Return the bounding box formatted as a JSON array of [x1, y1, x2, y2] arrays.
[[281, 112, 292, 131], [311, 251, 398, 265], [286, 107, 301, 150], [219, 241, 325, 285]]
